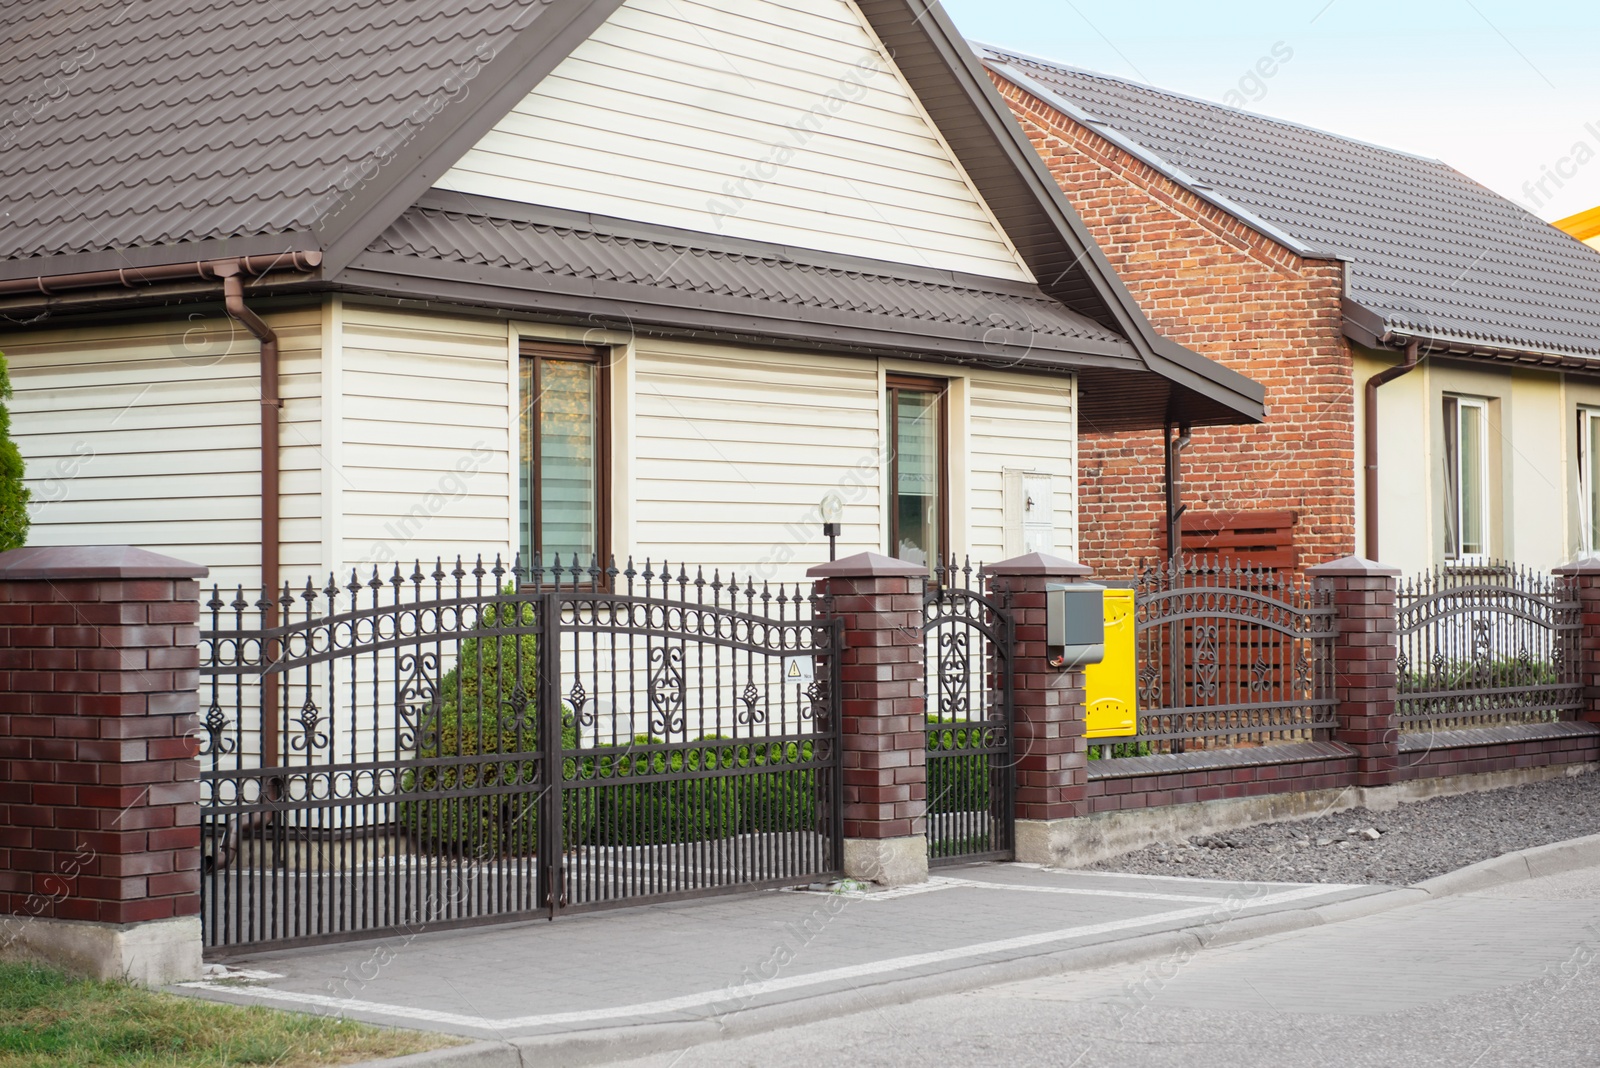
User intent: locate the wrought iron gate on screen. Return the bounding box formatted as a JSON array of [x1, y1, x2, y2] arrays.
[[1397, 561, 1581, 732], [923, 560, 1014, 863], [198, 558, 841, 952], [1099, 558, 1336, 759]]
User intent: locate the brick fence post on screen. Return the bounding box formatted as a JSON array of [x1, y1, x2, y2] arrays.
[[984, 552, 1093, 865], [1307, 556, 1401, 788], [809, 552, 928, 886], [0, 546, 207, 984], [1553, 555, 1600, 725]]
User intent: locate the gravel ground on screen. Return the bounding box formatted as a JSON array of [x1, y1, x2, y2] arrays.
[[1088, 771, 1600, 886]]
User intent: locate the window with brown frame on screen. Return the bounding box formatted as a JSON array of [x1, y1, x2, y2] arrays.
[[519, 341, 610, 571], [885, 374, 949, 573]]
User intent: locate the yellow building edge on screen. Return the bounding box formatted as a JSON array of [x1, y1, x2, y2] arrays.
[[1555, 205, 1600, 243]]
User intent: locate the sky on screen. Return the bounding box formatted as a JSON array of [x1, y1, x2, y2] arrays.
[[939, 0, 1600, 223]]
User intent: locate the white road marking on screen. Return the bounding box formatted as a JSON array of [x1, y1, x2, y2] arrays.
[[178, 884, 1360, 1031]]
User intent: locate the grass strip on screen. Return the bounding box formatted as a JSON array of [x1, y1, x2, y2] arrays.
[[0, 961, 459, 1068]]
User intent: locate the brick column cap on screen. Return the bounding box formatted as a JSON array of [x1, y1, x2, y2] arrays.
[[807, 552, 926, 579], [0, 544, 208, 581], [1553, 554, 1600, 576], [984, 552, 1092, 578], [1306, 555, 1400, 578]]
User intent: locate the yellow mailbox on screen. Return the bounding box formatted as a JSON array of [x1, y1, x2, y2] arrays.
[[1084, 588, 1137, 737]]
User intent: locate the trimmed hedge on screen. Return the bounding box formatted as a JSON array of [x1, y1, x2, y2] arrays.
[[926, 718, 994, 815], [572, 736, 739, 846]]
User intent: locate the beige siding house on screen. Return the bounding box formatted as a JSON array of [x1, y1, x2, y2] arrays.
[[1, 0, 1260, 596]]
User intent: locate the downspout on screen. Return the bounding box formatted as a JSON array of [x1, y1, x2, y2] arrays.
[[0, 250, 321, 788], [1164, 420, 1193, 566], [216, 262, 283, 772], [1363, 339, 1421, 562]]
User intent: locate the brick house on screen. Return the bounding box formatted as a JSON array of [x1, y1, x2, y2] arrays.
[[981, 47, 1600, 579]]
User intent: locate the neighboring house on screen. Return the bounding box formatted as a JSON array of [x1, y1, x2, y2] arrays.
[[0, 0, 1261, 597], [1557, 207, 1600, 251], [980, 46, 1600, 579]]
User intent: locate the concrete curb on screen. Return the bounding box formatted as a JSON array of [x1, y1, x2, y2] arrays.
[[1413, 831, 1600, 898], [347, 832, 1600, 1067]]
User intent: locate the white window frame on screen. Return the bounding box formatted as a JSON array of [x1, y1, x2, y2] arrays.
[[1443, 394, 1491, 561], [1580, 407, 1600, 554]]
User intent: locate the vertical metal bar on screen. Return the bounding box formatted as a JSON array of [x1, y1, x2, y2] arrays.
[[538, 591, 563, 918]]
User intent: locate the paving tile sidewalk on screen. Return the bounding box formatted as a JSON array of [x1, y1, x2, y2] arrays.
[[169, 863, 1381, 1042]]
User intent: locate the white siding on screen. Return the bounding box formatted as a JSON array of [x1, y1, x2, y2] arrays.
[[435, 0, 1031, 281], [338, 304, 514, 575], [5, 308, 321, 592], [966, 371, 1076, 564], [630, 340, 882, 580]]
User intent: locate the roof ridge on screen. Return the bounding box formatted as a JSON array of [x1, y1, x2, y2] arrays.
[[974, 40, 1450, 169]]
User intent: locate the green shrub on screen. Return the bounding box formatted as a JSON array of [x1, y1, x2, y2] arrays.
[[926, 718, 992, 815], [1087, 740, 1155, 760], [0, 351, 29, 552], [402, 599, 579, 857], [575, 735, 741, 846], [726, 739, 818, 833]]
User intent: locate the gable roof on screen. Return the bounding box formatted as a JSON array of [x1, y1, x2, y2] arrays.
[[981, 45, 1600, 365], [0, 0, 1264, 428]]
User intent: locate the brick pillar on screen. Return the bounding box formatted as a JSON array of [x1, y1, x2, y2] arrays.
[[984, 552, 1093, 865], [808, 552, 928, 886], [1553, 555, 1600, 725], [0, 546, 207, 984], [1307, 556, 1401, 787]]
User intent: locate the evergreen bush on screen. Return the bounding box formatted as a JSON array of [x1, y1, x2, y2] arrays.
[[575, 735, 741, 846], [0, 351, 29, 552], [926, 718, 993, 815], [402, 598, 578, 857]]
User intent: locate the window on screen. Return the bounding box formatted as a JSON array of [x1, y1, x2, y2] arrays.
[[1442, 395, 1489, 559], [519, 342, 608, 570], [1580, 409, 1600, 553], [885, 375, 948, 571]]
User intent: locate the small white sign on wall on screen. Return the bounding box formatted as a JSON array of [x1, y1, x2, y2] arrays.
[[1004, 468, 1056, 557], [783, 656, 816, 685]]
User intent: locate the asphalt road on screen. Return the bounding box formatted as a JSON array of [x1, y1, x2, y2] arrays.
[[606, 865, 1600, 1068]]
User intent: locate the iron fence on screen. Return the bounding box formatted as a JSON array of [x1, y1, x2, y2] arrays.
[[1093, 557, 1337, 760], [923, 559, 1013, 862], [199, 555, 840, 952], [1397, 561, 1581, 732]]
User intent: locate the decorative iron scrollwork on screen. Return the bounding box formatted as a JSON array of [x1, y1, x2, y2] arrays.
[[738, 681, 764, 724], [647, 646, 686, 735], [1249, 656, 1271, 694], [937, 628, 972, 718], [567, 680, 591, 725], [290, 696, 328, 752], [396, 651, 439, 750], [1293, 651, 1313, 698], [198, 703, 234, 757], [1193, 625, 1218, 699]]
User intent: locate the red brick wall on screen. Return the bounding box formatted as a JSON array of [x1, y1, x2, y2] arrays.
[[1086, 754, 1358, 813], [1395, 735, 1600, 780], [992, 77, 1357, 579], [0, 551, 203, 928]]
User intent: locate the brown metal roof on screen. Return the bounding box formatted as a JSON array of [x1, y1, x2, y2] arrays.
[[366, 194, 1129, 347], [0, 0, 627, 272], [982, 45, 1600, 363]]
